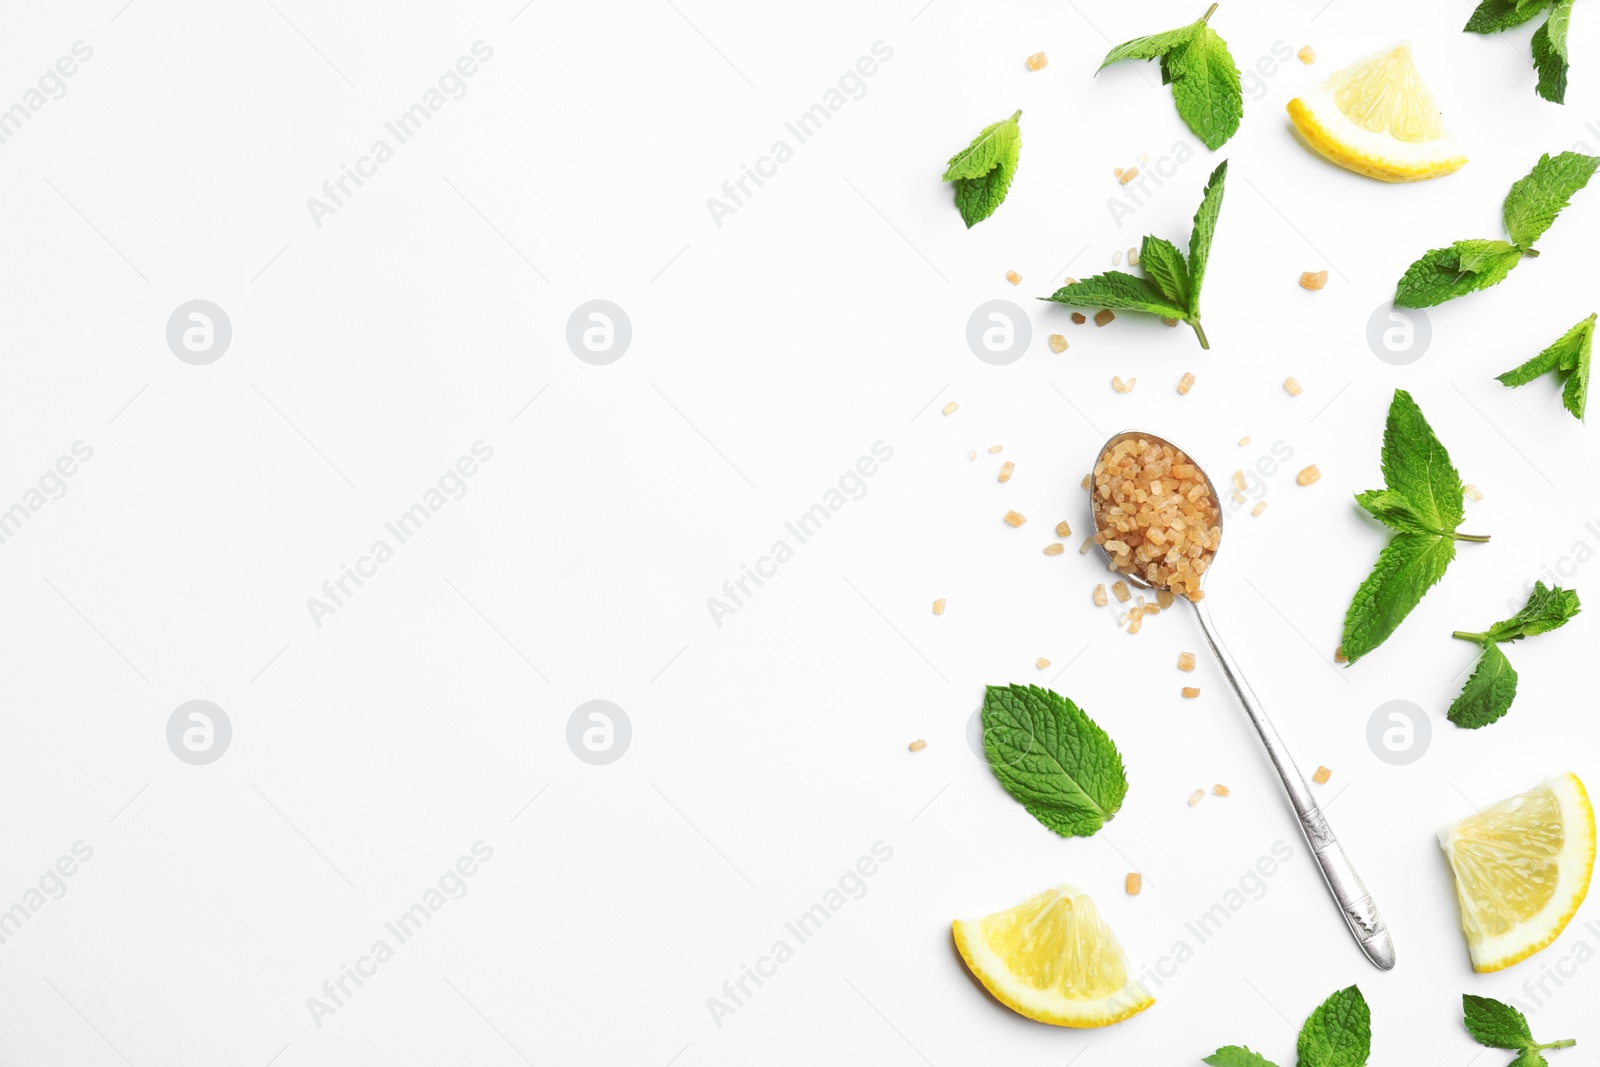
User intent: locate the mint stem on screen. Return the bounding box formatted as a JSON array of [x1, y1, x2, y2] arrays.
[[1452, 630, 1489, 643], [1537, 1039, 1577, 1050], [1522, 247, 1541, 258], [1453, 532, 1491, 542], [1200, 2, 1219, 22], [1190, 319, 1210, 350]]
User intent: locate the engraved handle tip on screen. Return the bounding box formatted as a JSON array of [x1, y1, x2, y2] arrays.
[[1361, 927, 1396, 971]]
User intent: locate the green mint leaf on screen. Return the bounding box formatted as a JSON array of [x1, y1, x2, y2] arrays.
[[1463, 995, 1537, 1050], [1395, 240, 1524, 307], [1139, 235, 1192, 309], [1297, 986, 1371, 1067], [1504, 151, 1600, 247], [1099, 6, 1241, 150], [1498, 314, 1594, 419], [1166, 26, 1243, 150], [1447, 642, 1519, 728], [1379, 388, 1465, 536], [1043, 272, 1187, 318], [1187, 159, 1228, 309], [1480, 581, 1582, 643], [1099, 24, 1197, 69], [1462, 994, 1576, 1063], [1343, 391, 1479, 664], [1205, 1048, 1281, 1067], [1447, 583, 1578, 728], [980, 684, 1128, 839], [1465, 0, 1553, 32], [1354, 489, 1441, 536], [942, 111, 1021, 228], [1532, 0, 1573, 103], [1342, 533, 1457, 665]]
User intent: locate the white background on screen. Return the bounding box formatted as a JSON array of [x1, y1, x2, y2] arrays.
[[1, 0, 1598, 1064]]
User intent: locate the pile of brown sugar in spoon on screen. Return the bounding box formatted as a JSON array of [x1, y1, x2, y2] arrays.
[[1091, 436, 1221, 602]]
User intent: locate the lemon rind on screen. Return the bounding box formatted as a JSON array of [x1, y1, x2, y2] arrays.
[[1287, 90, 1467, 183], [951, 888, 1154, 1029], [1438, 772, 1596, 973]]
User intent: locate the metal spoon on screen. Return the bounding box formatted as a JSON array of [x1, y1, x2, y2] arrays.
[[1089, 430, 1396, 971]]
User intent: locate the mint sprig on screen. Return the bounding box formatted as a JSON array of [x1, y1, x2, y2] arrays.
[[1042, 160, 1226, 348], [1448, 582, 1581, 728], [980, 684, 1128, 838], [1395, 152, 1599, 307], [1204, 986, 1371, 1067], [1464, 994, 1576, 1066], [1341, 390, 1489, 665], [1497, 312, 1593, 419], [1466, 0, 1574, 103], [1099, 4, 1242, 150], [942, 110, 1021, 228]]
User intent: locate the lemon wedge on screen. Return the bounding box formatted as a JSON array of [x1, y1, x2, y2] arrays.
[[952, 883, 1153, 1027], [1287, 41, 1467, 182], [1438, 772, 1595, 973]]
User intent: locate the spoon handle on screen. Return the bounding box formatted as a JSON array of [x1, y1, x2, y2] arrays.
[[1189, 597, 1396, 971]]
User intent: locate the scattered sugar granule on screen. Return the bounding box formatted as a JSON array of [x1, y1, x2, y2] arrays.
[[967, 449, 977, 461], [989, 444, 1003, 453], [1464, 483, 1483, 501], [1079, 536, 1095, 555], [1213, 784, 1230, 796], [1238, 436, 1251, 447], [1231, 490, 1246, 505], [1061, 276, 1077, 286], [1128, 246, 1140, 266], [1187, 788, 1205, 807], [1335, 646, 1348, 664], [1043, 542, 1065, 556], [1112, 581, 1131, 604], [1178, 652, 1196, 672], [1093, 583, 1108, 607], [1113, 167, 1124, 181], [1156, 589, 1175, 609], [1118, 612, 1131, 626], [998, 460, 1015, 483], [1312, 766, 1332, 785], [1125, 872, 1142, 895], [932, 598, 946, 615], [1162, 317, 1180, 327], [908, 738, 927, 752], [1026, 51, 1048, 71], [1137, 149, 1150, 164], [1094, 309, 1116, 327], [1071, 312, 1087, 324], [1119, 166, 1140, 185], [1049, 333, 1068, 353], [1182, 687, 1200, 699], [1055, 520, 1072, 538], [1297, 464, 1322, 487], [1299, 270, 1329, 291], [1036, 657, 1050, 670], [1298, 45, 1315, 64], [1128, 615, 1143, 635], [1177, 371, 1195, 395], [1006, 270, 1022, 286], [942, 400, 959, 415], [1112, 249, 1123, 267], [1112, 375, 1134, 393], [1251, 501, 1267, 517], [1232, 470, 1248, 491], [1004, 509, 1026, 527], [1284, 376, 1304, 396], [1080, 474, 1091, 489]]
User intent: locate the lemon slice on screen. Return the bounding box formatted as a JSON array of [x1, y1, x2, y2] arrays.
[[952, 883, 1153, 1027], [1438, 772, 1596, 973], [1287, 41, 1467, 182]]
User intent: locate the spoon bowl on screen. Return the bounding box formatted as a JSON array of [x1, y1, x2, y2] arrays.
[[1087, 429, 1396, 971]]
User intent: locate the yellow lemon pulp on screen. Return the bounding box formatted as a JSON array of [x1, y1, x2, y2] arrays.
[[1438, 773, 1595, 972], [1287, 41, 1466, 182], [952, 884, 1153, 1027]]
